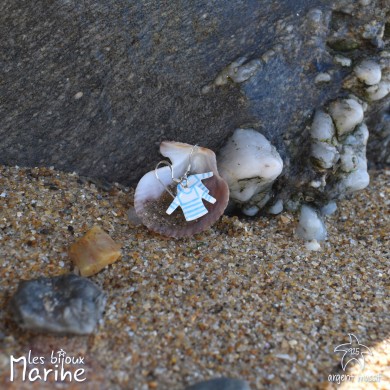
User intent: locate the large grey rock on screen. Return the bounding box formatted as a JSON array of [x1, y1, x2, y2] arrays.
[[0, 0, 388, 187], [10, 274, 106, 335]]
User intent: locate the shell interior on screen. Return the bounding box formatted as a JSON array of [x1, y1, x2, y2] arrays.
[[134, 142, 229, 238]]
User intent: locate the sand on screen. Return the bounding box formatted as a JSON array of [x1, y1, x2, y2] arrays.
[[0, 165, 388, 389]]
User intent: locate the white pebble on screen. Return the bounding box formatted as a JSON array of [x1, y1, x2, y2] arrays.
[[0, 192, 7, 198], [231, 59, 262, 83], [214, 57, 261, 86], [74, 92, 83, 99], [354, 60, 381, 85], [344, 123, 369, 147], [342, 168, 370, 192], [310, 180, 322, 188], [267, 199, 284, 215], [305, 239, 321, 251], [340, 146, 358, 172], [321, 202, 337, 215], [218, 129, 283, 203], [329, 99, 364, 137], [296, 205, 327, 241], [242, 205, 260, 217], [315, 72, 331, 83], [334, 55, 352, 67], [310, 110, 335, 141], [366, 81, 390, 101], [311, 141, 339, 169]]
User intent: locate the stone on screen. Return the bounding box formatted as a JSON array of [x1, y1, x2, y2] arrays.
[[315, 72, 331, 83], [329, 99, 364, 138], [268, 199, 284, 215], [213, 57, 262, 86], [310, 110, 335, 142], [366, 81, 390, 101], [339, 166, 370, 192], [311, 141, 339, 169], [320, 201, 337, 216], [9, 274, 106, 335], [334, 55, 352, 67], [354, 60, 382, 86], [218, 129, 283, 216], [68, 225, 122, 277], [296, 205, 327, 241], [185, 378, 251, 390]]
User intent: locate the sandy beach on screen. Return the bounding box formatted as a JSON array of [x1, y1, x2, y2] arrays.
[[0, 165, 388, 389]]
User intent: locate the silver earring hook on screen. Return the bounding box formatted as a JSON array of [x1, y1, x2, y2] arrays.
[[154, 161, 176, 198], [184, 144, 198, 178], [177, 144, 198, 188], [154, 144, 199, 195]]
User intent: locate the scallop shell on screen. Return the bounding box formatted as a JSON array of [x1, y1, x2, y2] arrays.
[[134, 141, 229, 238]]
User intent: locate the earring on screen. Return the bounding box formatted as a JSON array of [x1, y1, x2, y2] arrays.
[[134, 141, 229, 238], [155, 145, 217, 221]]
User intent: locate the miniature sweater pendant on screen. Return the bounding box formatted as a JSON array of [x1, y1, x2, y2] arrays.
[[166, 172, 216, 221]]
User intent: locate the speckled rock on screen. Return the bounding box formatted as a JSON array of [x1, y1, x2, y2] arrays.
[[9, 274, 106, 335], [185, 378, 251, 390]]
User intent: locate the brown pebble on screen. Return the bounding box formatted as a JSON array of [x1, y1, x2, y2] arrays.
[[68, 225, 121, 277]]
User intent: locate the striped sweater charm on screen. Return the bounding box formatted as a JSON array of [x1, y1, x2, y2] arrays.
[[166, 172, 216, 221]]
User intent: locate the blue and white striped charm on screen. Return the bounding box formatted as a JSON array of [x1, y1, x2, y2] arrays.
[[166, 172, 216, 221]]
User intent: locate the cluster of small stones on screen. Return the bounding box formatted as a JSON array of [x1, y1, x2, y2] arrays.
[[300, 55, 390, 246], [207, 4, 389, 248], [295, 0, 390, 246]]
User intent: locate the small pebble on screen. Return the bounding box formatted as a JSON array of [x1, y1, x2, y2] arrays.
[[310, 110, 335, 141], [354, 59, 381, 86], [304, 239, 321, 251], [310, 141, 339, 169], [69, 225, 122, 277], [268, 199, 283, 215], [329, 99, 364, 137], [320, 201, 337, 216], [314, 72, 331, 83], [366, 81, 390, 101], [242, 205, 260, 217], [9, 274, 106, 335], [334, 55, 352, 67], [74, 91, 83, 99], [296, 205, 327, 241], [214, 57, 261, 86], [310, 180, 322, 188]]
